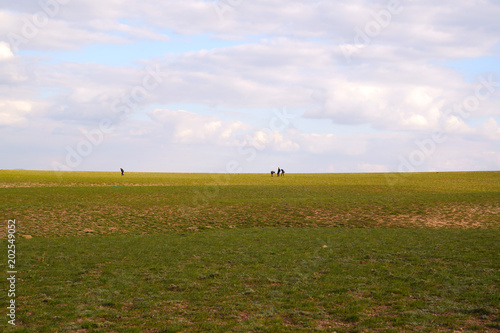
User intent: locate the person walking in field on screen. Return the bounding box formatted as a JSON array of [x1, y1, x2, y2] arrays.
[[271, 171, 276, 177], [277, 167, 281, 177], [281, 169, 285, 176], [120, 168, 124, 176]]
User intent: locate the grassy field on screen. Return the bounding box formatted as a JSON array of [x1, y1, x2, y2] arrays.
[[0, 170, 499, 332]]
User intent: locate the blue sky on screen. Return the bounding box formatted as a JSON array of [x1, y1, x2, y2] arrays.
[[1, 0, 500, 173], [18, 34, 253, 66], [444, 55, 500, 82]]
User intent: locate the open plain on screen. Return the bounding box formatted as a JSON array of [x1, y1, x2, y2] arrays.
[[0, 170, 499, 332]]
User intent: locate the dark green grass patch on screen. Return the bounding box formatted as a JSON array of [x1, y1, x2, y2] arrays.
[[1, 228, 499, 332]]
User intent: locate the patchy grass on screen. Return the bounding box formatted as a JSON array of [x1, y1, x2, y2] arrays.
[[1, 170, 499, 189], [1, 171, 499, 238], [0, 170, 499, 332], [1, 229, 499, 332]]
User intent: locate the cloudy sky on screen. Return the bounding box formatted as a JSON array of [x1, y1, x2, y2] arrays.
[[1, 0, 499, 173]]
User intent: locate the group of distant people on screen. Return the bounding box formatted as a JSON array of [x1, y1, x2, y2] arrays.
[[271, 167, 285, 177], [121, 167, 286, 177]]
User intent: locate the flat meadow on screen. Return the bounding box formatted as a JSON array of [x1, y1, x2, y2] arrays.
[[0, 170, 499, 332]]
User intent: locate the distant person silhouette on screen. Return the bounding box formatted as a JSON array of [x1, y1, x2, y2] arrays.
[[281, 169, 285, 176], [277, 167, 281, 177], [271, 171, 275, 177], [120, 168, 124, 176]]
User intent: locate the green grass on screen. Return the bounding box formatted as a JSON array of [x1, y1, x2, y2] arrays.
[[1, 169, 499, 188], [1, 171, 499, 237], [0, 170, 499, 332], [2, 229, 500, 332]]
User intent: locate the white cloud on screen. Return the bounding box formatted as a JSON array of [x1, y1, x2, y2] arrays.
[[0, 1, 499, 172], [443, 115, 472, 135], [241, 129, 300, 153], [306, 75, 450, 131], [149, 109, 250, 145], [294, 132, 368, 156], [0, 8, 166, 52], [0, 41, 13, 60], [2, 0, 499, 58], [477, 117, 500, 141], [357, 163, 389, 173], [0, 100, 33, 125]]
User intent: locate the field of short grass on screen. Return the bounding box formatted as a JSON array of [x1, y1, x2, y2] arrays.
[[1, 170, 499, 332]]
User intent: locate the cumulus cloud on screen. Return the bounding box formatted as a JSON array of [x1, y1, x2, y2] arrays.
[[0, 41, 13, 60], [292, 132, 366, 156], [149, 109, 250, 145], [0, 100, 33, 125], [306, 77, 449, 131], [477, 117, 500, 141]]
